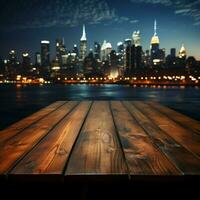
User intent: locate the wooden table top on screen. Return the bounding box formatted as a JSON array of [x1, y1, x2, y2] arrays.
[[0, 101, 200, 182]]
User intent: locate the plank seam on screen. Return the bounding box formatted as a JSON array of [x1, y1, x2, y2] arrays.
[[147, 101, 200, 136], [109, 101, 131, 179], [122, 101, 182, 175], [62, 101, 94, 176], [1, 101, 67, 144], [6, 101, 80, 177], [133, 101, 200, 161]]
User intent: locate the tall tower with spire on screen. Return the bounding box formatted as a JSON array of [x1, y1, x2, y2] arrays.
[[179, 44, 187, 59], [151, 20, 160, 45], [150, 19, 160, 64], [80, 24, 87, 61], [154, 19, 157, 36]]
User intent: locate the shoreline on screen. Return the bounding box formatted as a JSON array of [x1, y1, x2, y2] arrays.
[[0, 81, 200, 87]]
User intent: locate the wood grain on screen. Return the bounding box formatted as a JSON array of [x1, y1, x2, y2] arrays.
[[0, 101, 66, 144], [123, 101, 200, 175], [110, 101, 180, 175], [0, 100, 200, 180], [148, 101, 200, 136], [0, 101, 78, 174], [66, 101, 128, 175], [133, 101, 200, 157], [10, 101, 92, 175]]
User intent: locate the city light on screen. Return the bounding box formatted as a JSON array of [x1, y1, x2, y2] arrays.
[[39, 78, 45, 83], [0, 22, 199, 86], [41, 40, 50, 44], [22, 53, 29, 57]]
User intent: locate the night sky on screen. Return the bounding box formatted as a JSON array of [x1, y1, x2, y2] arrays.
[[0, 0, 200, 61]]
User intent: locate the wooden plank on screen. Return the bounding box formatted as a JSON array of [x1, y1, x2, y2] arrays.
[[123, 101, 200, 175], [110, 101, 180, 176], [133, 101, 200, 157], [10, 101, 92, 176], [0, 101, 66, 144], [0, 101, 79, 174], [65, 101, 128, 175], [147, 101, 200, 135]]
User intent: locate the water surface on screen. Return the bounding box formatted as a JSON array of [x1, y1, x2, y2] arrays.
[[0, 84, 200, 130]]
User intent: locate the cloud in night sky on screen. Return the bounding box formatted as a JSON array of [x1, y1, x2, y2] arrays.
[[0, 0, 199, 60], [130, 0, 200, 26], [0, 0, 138, 30], [0, 0, 200, 30]]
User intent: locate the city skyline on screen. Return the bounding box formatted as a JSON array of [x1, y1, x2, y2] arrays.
[[0, 21, 198, 62], [0, 0, 200, 60]]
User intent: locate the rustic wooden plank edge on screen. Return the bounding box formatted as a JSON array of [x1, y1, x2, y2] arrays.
[[133, 101, 200, 159], [62, 101, 94, 179], [110, 101, 180, 177], [147, 101, 200, 136], [9, 101, 92, 176], [108, 101, 131, 179], [4, 101, 80, 176], [122, 101, 200, 175], [0, 101, 67, 144], [0, 101, 199, 183], [65, 101, 128, 176], [131, 101, 200, 172]]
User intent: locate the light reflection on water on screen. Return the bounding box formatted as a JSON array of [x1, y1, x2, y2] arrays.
[[0, 84, 200, 130]]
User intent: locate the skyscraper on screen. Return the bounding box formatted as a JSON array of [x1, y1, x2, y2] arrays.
[[83, 50, 96, 75], [135, 46, 142, 68], [150, 20, 161, 65], [117, 42, 125, 66], [179, 44, 187, 59], [41, 40, 50, 77], [41, 40, 50, 67], [35, 52, 41, 66], [144, 50, 151, 67], [160, 48, 166, 64], [101, 40, 112, 61], [125, 43, 135, 74], [170, 48, 176, 58], [133, 31, 142, 68], [110, 50, 118, 67], [80, 24, 87, 61], [7, 50, 19, 78], [124, 39, 135, 76], [22, 52, 31, 76], [56, 38, 67, 67], [110, 50, 119, 78], [124, 39, 132, 48], [124, 39, 133, 72], [72, 44, 79, 58], [132, 31, 141, 47], [117, 42, 124, 54], [8, 50, 17, 66], [94, 42, 101, 60]]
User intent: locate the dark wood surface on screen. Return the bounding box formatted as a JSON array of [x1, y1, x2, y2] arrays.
[[110, 101, 180, 176], [66, 101, 127, 176], [123, 101, 200, 175], [11, 101, 92, 176], [0, 101, 78, 174], [132, 101, 200, 157], [0, 101, 66, 144], [0, 101, 200, 182], [147, 101, 200, 135]]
